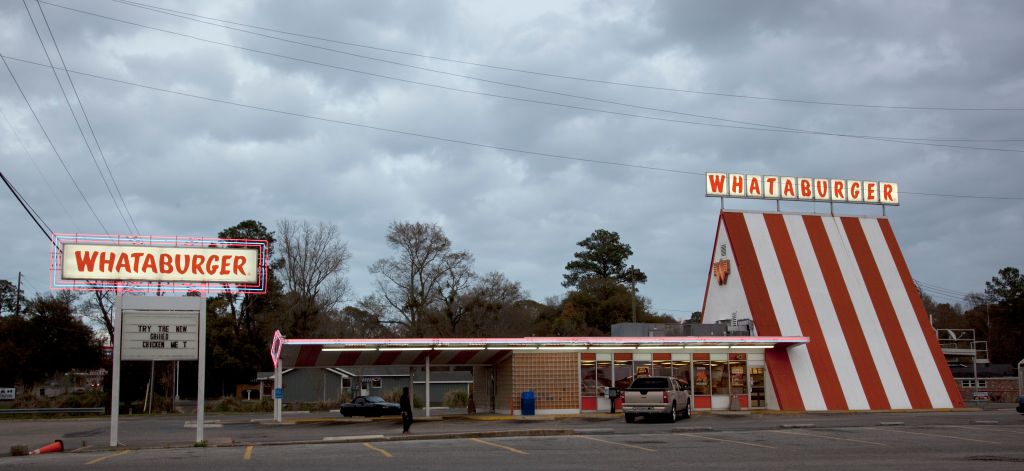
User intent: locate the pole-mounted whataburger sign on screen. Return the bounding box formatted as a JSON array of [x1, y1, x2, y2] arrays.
[[51, 234, 268, 293], [47, 233, 268, 447], [705, 173, 899, 205]]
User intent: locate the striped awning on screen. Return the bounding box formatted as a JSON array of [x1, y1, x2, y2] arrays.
[[271, 334, 808, 368]]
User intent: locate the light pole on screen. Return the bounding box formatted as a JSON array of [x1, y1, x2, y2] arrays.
[[629, 265, 636, 323]]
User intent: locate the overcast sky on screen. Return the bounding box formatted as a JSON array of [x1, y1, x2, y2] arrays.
[[2, 0, 1022, 319]]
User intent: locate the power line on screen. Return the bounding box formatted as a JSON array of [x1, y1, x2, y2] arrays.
[[0, 105, 81, 231], [34, 0, 140, 234], [0, 169, 54, 243], [0, 54, 110, 233], [109, 0, 1024, 113], [47, 1, 1024, 152], [6, 55, 1024, 202], [22, 0, 133, 234]]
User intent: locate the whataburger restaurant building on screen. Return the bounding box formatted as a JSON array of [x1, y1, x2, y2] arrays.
[[270, 173, 964, 415]]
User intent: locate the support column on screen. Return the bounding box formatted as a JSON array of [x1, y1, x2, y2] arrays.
[[109, 291, 122, 447], [196, 296, 207, 444], [273, 360, 282, 422], [425, 355, 431, 417]]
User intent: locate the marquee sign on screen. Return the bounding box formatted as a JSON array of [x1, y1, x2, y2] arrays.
[[51, 233, 269, 293], [706, 173, 898, 205]]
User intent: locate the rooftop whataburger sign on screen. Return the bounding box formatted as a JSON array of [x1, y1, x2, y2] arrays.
[[705, 173, 899, 205]]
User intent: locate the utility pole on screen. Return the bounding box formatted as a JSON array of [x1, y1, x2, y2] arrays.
[[629, 265, 636, 323], [15, 272, 23, 315]]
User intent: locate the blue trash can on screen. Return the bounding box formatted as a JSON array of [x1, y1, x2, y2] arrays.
[[521, 390, 536, 416]]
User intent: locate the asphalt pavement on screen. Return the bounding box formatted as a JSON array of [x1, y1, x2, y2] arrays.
[[1, 405, 1022, 469]]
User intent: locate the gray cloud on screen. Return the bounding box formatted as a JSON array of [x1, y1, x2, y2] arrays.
[[2, 0, 1022, 318]]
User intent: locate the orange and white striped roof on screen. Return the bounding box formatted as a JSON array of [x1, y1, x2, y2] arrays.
[[701, 210, 963, 411]]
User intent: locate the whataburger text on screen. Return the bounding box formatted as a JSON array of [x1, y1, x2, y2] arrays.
[[61, 243, 260, 284], [705, 173, 898, 205]]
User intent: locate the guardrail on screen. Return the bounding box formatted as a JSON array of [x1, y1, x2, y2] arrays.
[[0, 407, 104, 415]]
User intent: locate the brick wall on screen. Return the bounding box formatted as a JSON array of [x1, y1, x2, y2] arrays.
[[512, 352, 579, 412], [956, 377, 1020, 403]]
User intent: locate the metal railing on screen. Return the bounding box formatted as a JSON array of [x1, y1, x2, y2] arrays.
[[0, 407, 104, 415]]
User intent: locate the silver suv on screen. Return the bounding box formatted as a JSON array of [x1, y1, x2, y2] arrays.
[[622, 376, 691, 423]]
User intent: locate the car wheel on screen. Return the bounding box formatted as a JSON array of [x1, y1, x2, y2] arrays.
[[668, 402, 677, 423], [625, 413, 635, 423], [681, 400, 691, 419]]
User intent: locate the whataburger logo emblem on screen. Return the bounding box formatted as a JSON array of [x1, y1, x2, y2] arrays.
[[61, 243, 260, 284], [713, 259, 730, 285], [705, 173, 898, 205]]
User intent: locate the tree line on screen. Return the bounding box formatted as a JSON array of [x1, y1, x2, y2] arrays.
[[2, 219, 1019, 403]]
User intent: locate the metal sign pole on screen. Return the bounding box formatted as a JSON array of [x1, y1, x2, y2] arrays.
[[196, 297, 207, 444], [109, 290, 123, 447]]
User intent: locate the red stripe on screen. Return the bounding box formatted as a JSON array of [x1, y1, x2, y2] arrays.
[[877, 219, 964, 408], [411, 350, 441, 365], [722, 212, 803, 411], [842, 217, 930, 409], [803, 216, 890, 410], [700, 212, 726, 322], [450, 350, 481, 365], [764, 214, 847, 410], [333, 351, 362, 366], [482, 350, 510, 365], [295, 345, 321, 367], [374, 350, 401, 365]]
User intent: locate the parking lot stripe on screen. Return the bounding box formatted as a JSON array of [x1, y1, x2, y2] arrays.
[[362, 442, 392, 458], [677, 433, 775, 449], [945, 425, 1024, 436], [864, 427, 1001, 444], [243, 445, 253, 460], [577, 436, 656, 452], [469, 438, 528, 455], [86, 450, 130, 465], [770, 429, 887, 446]]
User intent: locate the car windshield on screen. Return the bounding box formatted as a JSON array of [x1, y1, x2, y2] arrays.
[[629, 377, 670, 389], [365, 396, 386, 403]]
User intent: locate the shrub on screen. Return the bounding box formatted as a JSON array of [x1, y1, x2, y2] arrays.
[[444, 389, 469, 408], [381, 389, 402, 403]]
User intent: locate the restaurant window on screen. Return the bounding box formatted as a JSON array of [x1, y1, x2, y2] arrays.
[[693, 361, 711, 395], [653, 357, 673, 378], [614, 354, 633, 390], [710, 360, 728, 394], [581, 360, 597, 396], [596, 360, 612, 397], [672, 360, 691, 389], [729, 360, 748, 394]]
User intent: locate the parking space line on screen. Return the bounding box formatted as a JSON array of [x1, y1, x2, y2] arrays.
[[469, 438, 529, 455], [243, 445, 253, 461], [576, 436, 656, 452], [86, 450, 130, 465], [769, 429, 887, 446], [863, 427, 1001, 444], [947, 425, 1024, 436], [677, 433, 775, 449], [362, 442, 392, 458]]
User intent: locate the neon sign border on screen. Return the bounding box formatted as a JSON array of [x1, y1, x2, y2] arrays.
[[50, 233, 269, 294]]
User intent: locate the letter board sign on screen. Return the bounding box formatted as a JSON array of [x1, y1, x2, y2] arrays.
[[120, 311, 200, 361]]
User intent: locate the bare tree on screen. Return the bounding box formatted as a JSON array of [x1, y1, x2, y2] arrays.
[[461, 272, 534, 337], [370, 222, 467, 337], [433, 250, 476, 336], [81, 288, 116, 344], [276, 220, 352, 336], [277, 220, 351, 307]]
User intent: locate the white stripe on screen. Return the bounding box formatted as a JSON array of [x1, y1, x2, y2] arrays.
[[860, 219, 953, 408], [821, 217, 911, 409], [783, 215, 870, 410], [744, 214, 827, 411]]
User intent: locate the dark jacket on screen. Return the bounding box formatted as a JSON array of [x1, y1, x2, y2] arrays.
[[400, 394, 413, 417]]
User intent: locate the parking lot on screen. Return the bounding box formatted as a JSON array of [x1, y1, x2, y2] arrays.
[[1, 408, 1022, 470]]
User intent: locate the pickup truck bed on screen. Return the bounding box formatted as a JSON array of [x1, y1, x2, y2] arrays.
[[622, 376, 691, 423]]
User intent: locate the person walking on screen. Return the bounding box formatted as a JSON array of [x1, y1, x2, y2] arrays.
[[400, 387, 413, 434]]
